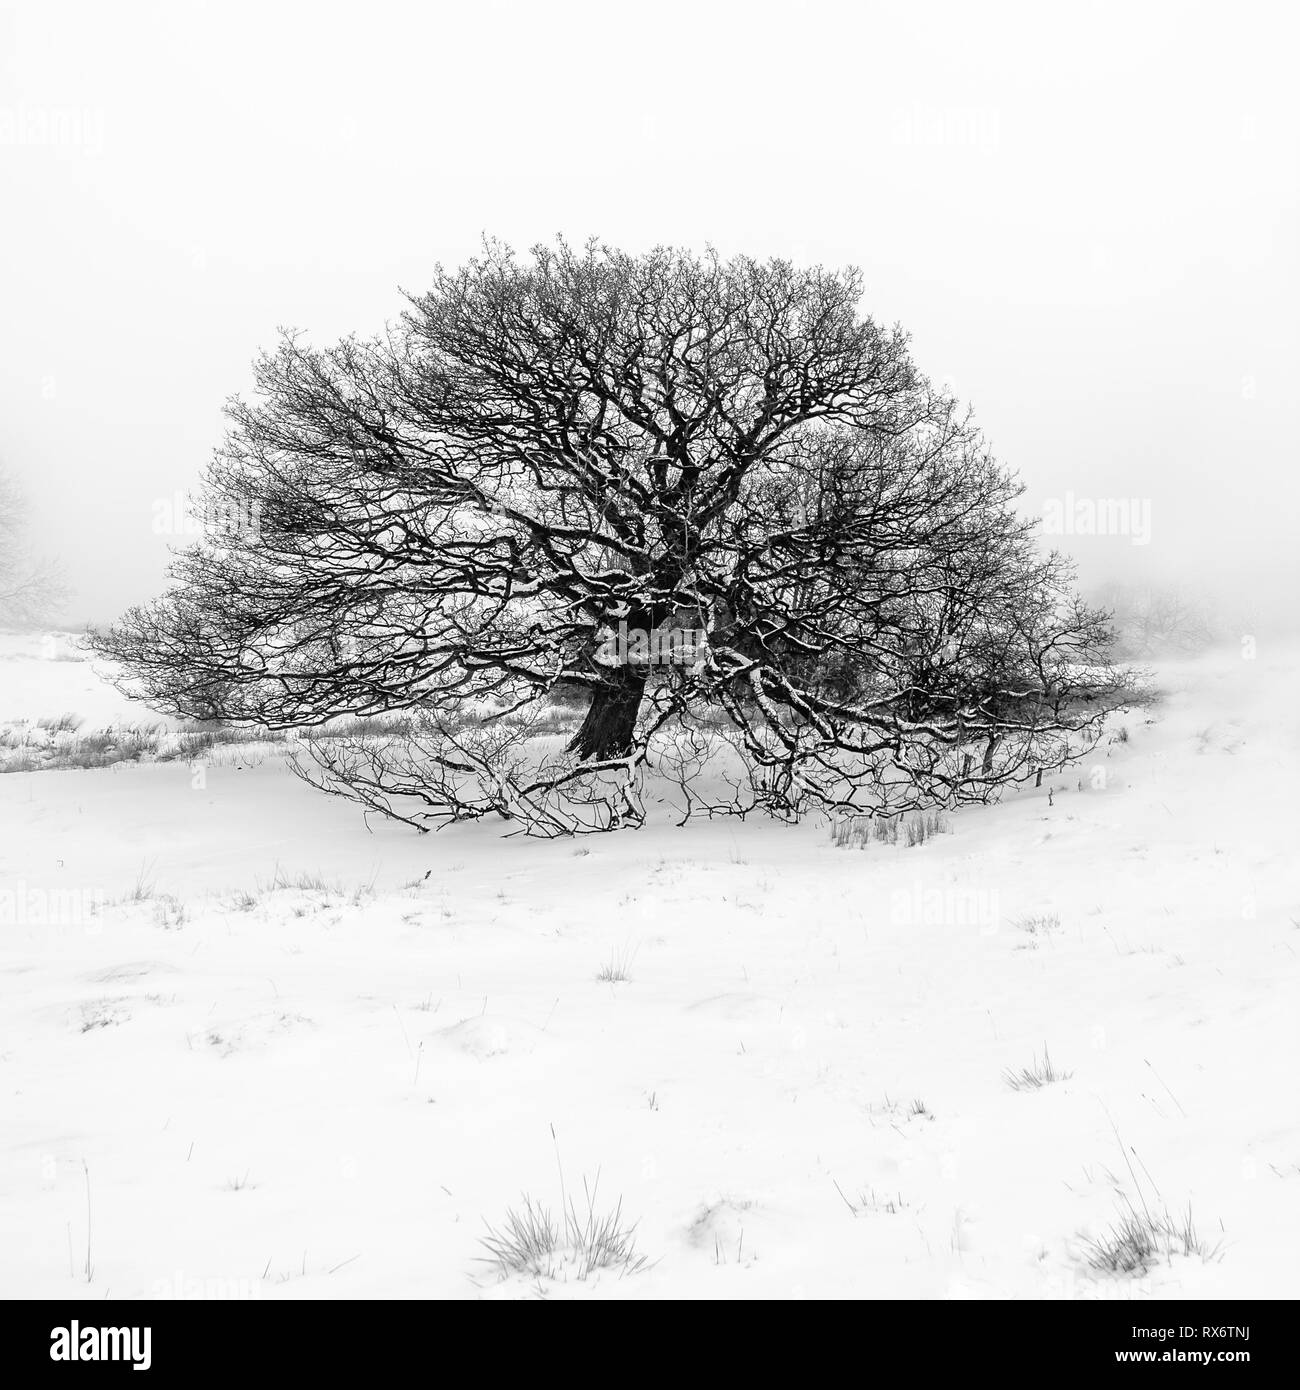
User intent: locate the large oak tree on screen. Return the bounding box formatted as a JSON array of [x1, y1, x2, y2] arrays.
[[94, 239, 1133, 833]]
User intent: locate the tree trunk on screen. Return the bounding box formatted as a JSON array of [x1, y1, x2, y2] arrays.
[[981, 734, 1001, 774], [567, 667, 648, 761]]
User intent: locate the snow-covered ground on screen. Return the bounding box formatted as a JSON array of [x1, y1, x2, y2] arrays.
[[0, 630, 147, 727], [1, 632, 1297, 1299]]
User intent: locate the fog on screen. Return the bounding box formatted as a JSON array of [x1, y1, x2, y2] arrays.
[[2, 0, 1296, 636]]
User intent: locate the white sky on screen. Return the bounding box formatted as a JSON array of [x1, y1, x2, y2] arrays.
[[2, 0, 1296, 632]]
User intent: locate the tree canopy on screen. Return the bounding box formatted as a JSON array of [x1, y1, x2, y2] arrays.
[[94, 239, 1135, 834]]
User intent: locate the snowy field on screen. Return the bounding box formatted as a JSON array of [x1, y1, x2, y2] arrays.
[[1, 631, 1297, 1300]]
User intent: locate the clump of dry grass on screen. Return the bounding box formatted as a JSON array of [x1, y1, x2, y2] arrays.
[[595, 945, 636, 983], [153, 893, 187, 929], [904, 811, 949, 846], [1084, 1201, 1221, 1275], [829, 810, 952, 849], [0, 714, 289, 774], [479, 1173, 649, 1283], [1003, 1045, 1072, 1090], [830, 817, 871, 848], [1081, 1121, 1224, 1276], [832, 1179, 908, 1217], [480, 1131, 650, 1285]]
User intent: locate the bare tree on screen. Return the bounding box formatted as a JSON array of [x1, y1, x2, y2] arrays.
[[1092, 581, 1216, 658], [0, 464, 66, 628], [93, 239, 1137, 833]]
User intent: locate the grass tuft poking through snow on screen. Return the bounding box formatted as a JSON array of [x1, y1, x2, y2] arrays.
[[830, 810, 949, 849], [153, 893, 187, 929], [1016, 912, 1062, 936], [904, 812, 949, 846], [479, 1177, 649, 1284], [832, 1179, 908, 1217], [1003, 1045, 1072, 1091], [124, 862, 157, 903], [595, 945, 636, 983], [1083, 1200, 1222, 1275]]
